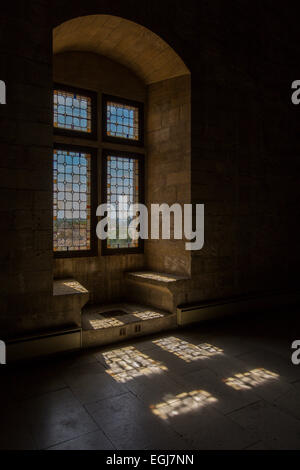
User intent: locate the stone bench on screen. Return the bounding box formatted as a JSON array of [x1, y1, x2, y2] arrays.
[[125, 271, 190, 313]]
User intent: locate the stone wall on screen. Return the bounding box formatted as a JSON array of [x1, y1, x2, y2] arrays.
[[145, 75, 191, 276], [0, 2, 53, 337], [188, 1, 300, 303]]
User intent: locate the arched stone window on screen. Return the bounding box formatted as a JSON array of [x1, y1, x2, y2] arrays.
[[53, 15, 191, 303]]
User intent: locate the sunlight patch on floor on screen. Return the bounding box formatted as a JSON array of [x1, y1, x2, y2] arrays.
[[103, 346, 168, 383], [151, 390, 217, 420], [153, 337, 223, 362], [224, 368, 279, 390]]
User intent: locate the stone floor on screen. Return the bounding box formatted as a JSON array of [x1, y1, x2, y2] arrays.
[[1, 309, 300, 450]]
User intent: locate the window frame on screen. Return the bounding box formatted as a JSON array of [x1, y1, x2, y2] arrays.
[[53, 142, 98, 259], [102, 94, 144, 147], [101, 148, 145, 256], [53, 83, 98, 140]]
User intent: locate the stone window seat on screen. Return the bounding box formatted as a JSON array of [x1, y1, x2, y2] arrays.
[[53, 278, 89, 328], [125, 271, 190, 287]]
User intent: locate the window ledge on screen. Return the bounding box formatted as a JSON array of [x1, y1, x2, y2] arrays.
[[53, 278, 89, 296], [125, 271, 190, 287]]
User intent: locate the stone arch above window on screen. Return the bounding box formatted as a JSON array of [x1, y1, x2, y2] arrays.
[[53, 14, 190, 84]]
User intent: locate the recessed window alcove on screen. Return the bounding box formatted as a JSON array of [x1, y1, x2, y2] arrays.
[[52, 15, 191, 319]]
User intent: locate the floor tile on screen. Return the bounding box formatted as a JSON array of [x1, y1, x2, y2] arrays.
[[86, 392, 187, 449], [8, 365, 67, 401], [48, 430, 115, 450], [228, 401, 300, 450], [22, 388, 98, 449], [64, 362, 126, 405], [0, 402, 37, 450], [166, 404, 256, 450], [123, 367, 187, 404], [274, 381, 300, 420]]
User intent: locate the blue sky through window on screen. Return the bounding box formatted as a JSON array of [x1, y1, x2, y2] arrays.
[[107, 101, 139, 140], [54, 89, 92, 133]]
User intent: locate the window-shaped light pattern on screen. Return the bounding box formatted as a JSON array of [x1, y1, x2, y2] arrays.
[[53, 149, 91, 252], [106, 154, 140, 249], [103, 346, 167, 383], [106, 100, 139, 140], [153, 337, 223, 363], [224, 368, 279, 391], [151, 390, 217, 420], [54, 89, 92, 133]]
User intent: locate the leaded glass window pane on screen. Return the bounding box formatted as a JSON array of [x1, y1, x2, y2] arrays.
[[54, 89, 92, 133], [53, 148, 92, 252], [106, 101, 139, 141], [106, 153, 140, 249]]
